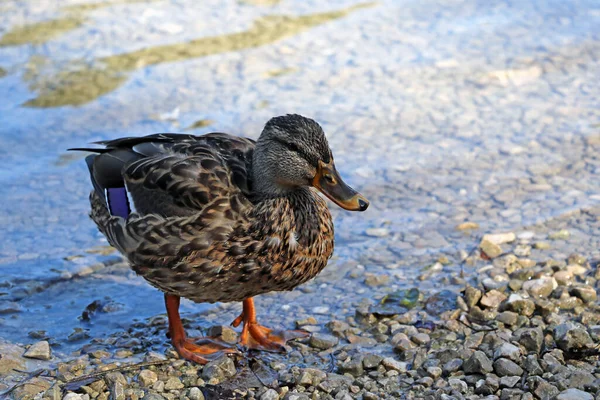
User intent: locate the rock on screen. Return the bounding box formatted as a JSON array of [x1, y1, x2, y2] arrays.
[[567, 370, 594, 389], [480, 290, 507, 308], [482, 232, 516, 245], [456, 222, 479, 230], [549, 230, 570, 240], [464, 286, 482, 308], [500, 375, 521, 388], [522, 277, 557, 298], [11, 377, 51, 399], [463, 351, 493, 374], [206, 325, 238, 343], [111, 380, 125, 400], [0, 301, 22, 314], [566, 264, 588, 276], [553, 270, 573, 286], [523, 355, 543, 375], [569, 285, 597, 303], [534, 381, 559, 400], [503, 294, 535, 316], [298, 368, 327, 386], [554, 322, 593, 351], [497, 311, 518, 325], [63, 394, 85, 400], [480, 239, 503, 258], [201, 356, 236, 383], [442, 358, 463, 375], [493, 358, 523, 376], [362, 354, 383, 369], [260, 389, 279, 400], [138, 370, 158, 387], [309, 333, 339, 349], [426, 366, 442, 379], [556, 388, 594, 400], [534, 242, 551, 249], [448, 378, 468, 393], [364, 274, 389, 286], [517, 327, 544, 353], [23, 340, 51, 360], [0, 342, 26, 375], [164, 377, 184, 390], [381, 357, 407, 373], [144, 351, 167, 362], [412, 333, 430, 345], [493, 342, 521, 361], [339, 357, 363, 377], [188, 387, 205, 400], [365, 228, 389, 237]]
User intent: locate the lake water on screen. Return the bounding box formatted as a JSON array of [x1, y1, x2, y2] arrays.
[[0, 0, 599, 353]]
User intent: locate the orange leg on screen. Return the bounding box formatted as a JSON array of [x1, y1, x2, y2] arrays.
[[165, 294, 238, 364], [231, 297, 310, 352]]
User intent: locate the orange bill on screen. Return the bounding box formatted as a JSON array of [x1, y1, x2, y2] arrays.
[[312, 160, 369, 211]]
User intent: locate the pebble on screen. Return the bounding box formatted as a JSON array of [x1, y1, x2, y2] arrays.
[[503, 294, 535, 316], [517, 327, 544, 353], [463, 351, 493, 374], [556, 388, 594, 400], [201, 356, 236, 383], [554, 322, 593, 351], [480, 290, 507, 308], [522, 277, 557, 298], [381, 357, 407, 373], [23, 340, 51, 360], [569, 285, 597, 303], [137, 370, 157, 387], [493, 342, 521, 361], [480, 239, 503, 258], [188, 387, 205, 400], [365, 228, 389, 237], [260, 389, 279, 400], [493, 358, 523, 376], [164, 377, 184, 390], [482, 232, 516, 244], [309, 332, 339, 349]]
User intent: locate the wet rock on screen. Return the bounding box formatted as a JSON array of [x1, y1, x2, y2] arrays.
[[364, 274, 389, 287], [480, 239, 502, 258], [442, 358, 463, 375], [164, 377, 184, 390], [188, 387, 205, 400], [553, 270, 573, 286], [362, 354, 383, 369], [206, 325, 238, 343], [493, 358, 523, 376], [522, 277, 557, 298], [569, 285, 597, 303], [556, 388, 593, 400], [11, 377, 52, 399], [554, 322, 593, 351], [23, 340, 51, 360], [0, 342, 26, 375], [503, 294, 535, 316], [497, 311, 518, 326], [500, 375, 520, 388], [365, 228, 389, 237], [456, 222, 479, 230], [138, 370, 157, 387], [201, 356, 236, 383], [412, 333, 430, 345], [463, 351, 493, 374], [516, 327, 544, 353], [381, 357, 407, 373], [425, 290, 457, 316], [260, 389, 279, 400], [549, 230, 570, 240], [523, 356, 543, 375], [464, 286, 482, 308], [480, 290, 507, 308], [483, 232, 516, 245], [534, 242, 551, 250], [339, 358, 363, 378], [493, 342, 520, 361], [534, 381, 559, 400], [309, 332, 338, 349], [0, 301, 22, 314], [298, 368, 327, 386]]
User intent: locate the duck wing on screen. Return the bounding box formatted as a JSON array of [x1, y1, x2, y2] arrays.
[[71, 132, 255, 259]]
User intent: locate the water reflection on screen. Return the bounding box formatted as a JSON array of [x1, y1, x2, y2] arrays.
[[21, 3, 374, 108]]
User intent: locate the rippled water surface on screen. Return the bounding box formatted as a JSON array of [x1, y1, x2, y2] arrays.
[[0, 0, 599, 351]]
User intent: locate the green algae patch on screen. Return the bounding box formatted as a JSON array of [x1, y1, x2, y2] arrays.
[[0, 16, 85, 47], [23, 2, 376, 108], [264, 67, 297, 77], [184, 119, 215, 131], [0, 67, 6, 78]]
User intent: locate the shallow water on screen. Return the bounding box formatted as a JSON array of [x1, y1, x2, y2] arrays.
[[0, 0, 599, 353]]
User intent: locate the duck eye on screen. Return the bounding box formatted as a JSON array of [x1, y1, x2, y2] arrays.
[[287, 142, 300, 153], [323, 174, 336, 184]]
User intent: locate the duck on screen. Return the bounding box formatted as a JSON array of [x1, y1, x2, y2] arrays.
[[70, 114, 369, 363]]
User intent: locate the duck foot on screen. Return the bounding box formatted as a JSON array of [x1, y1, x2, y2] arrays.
[[231, 297, 310, 352], [165, 294, 239, 364]]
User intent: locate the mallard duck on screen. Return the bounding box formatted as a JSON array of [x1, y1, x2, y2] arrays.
[[71, 114, 368, 363]]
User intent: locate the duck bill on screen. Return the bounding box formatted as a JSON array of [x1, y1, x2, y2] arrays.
[[312, 160, 369, 211]]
